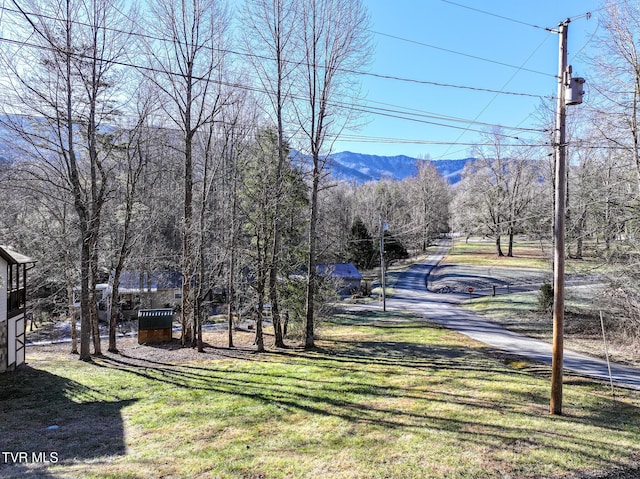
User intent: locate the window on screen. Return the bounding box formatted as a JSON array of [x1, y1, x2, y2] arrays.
[[7, 263, 26, 316]]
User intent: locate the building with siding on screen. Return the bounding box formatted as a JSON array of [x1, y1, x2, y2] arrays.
[[0, 246, 35, 373]]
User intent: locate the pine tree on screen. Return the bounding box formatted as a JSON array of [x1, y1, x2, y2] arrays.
[[347, 217, 375, 269]]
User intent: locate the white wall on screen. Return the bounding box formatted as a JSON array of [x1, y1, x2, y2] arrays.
[[0, 257, 6, 323], [0, 258, 7, 372]]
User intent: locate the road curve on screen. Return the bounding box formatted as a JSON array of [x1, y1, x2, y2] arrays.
[[388, 240, 640, 392]]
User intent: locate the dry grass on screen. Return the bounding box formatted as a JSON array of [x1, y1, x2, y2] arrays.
[[445, 238, 551, 269]]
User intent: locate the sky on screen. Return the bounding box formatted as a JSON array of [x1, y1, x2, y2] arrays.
[[331, 0, 603, 160]]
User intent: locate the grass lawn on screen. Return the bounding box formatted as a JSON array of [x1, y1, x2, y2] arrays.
[[447, 238, 551, 270], [430, 238, 551, 294], [1, 311, 640, 479], [445, 237, 639, 366], [464, 285, 640, 367]]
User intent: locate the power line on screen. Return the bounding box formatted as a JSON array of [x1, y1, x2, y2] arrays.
[[0, 4, 549, 102], [5, 4, 557, 86], [371, 30, 555, 78], [438, 0, 551, 31], [438, 33, 553, 159], [0, 4, 574, 152], [356, 70, 547, 99], [441, 0, 597, 34], [359, 102, 544, 132], [0, 33, 545, 144]]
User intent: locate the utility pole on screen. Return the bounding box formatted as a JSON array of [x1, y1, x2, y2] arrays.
[[550, 18, 585, 416], [551, 18, 569, 417]]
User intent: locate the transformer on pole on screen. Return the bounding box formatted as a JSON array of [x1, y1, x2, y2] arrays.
[[551, 18, 586, 416]]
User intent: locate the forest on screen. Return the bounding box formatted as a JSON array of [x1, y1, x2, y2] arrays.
[[1, 0, 640, 360]]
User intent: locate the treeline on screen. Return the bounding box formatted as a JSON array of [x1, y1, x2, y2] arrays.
[[0, 0, 452, 358], [4, 0, 640, 356]]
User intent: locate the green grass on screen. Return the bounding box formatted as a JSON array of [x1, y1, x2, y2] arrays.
[[448, 238, 550, 270], [1, 311, 640, 478]]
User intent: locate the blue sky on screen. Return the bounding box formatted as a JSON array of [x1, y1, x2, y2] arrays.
[[332, 0, 602, 160]]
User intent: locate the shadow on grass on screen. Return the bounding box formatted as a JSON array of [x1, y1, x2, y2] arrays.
[[80, 316, 640, 475], [430, 264, 510, 287], [0, 366, 136, 479], [12, 306, 638, 477]]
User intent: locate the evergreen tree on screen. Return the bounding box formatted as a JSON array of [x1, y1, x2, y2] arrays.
[[383, 231, 409, 264], [347, 217, 375, 269]]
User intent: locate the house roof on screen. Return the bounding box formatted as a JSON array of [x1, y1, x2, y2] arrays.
[[316, 263, 363, 281], [114, 271, 182, 293], [0, 245, 34, 265]]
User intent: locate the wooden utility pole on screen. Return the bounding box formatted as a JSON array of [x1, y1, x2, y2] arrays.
[[551, 19, 569, 416]]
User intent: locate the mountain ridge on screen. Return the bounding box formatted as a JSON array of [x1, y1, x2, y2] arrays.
[[292, 150, 473, 184]]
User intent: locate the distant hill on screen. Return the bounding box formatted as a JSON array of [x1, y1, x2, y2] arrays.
[[291, 150, 473, 184], [0, 116, 472, 185]]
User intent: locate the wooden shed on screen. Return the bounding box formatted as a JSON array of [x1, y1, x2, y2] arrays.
[[138, 309, 174, 345], [0, 245, 35, 373]]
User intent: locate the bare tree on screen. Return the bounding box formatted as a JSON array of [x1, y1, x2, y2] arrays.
[[591, 0, 640, 191], [456, 131, 541, 257], [219, 94, 257, 349], [144, 0, 229, 346], [242, 0, 300, 348], [295, 0, 372, 348], [406, 161, 451, 251], [3, 0, 134, 360], [105, 92, 155, 353]]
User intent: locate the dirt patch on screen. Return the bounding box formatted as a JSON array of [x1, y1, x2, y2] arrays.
[[25, 327, 295, 366]]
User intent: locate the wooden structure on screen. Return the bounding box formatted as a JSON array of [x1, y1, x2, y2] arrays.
[[0, 246, 34, 373], [137, 309, 174, 345]]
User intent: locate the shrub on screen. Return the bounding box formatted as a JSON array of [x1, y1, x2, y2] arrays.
[[538, 282, 554, 312]]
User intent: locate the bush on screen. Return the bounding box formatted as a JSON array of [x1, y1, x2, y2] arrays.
[[538, 282, 554, 312], [604, 281, 640, 340]]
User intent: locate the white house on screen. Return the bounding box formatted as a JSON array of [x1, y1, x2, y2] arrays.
[[0, 245, 35, 373]]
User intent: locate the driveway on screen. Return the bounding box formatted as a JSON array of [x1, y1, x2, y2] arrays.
[[387, 240, 640, 392]]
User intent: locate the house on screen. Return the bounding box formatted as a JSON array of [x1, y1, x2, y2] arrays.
[[113, 271, 182, 319], [316, 262, 363, 295], [0, 245, 35, 373], [74, 271, 183, 321]]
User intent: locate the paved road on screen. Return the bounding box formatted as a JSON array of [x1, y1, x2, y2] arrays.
[[386, 240, 640, 392]]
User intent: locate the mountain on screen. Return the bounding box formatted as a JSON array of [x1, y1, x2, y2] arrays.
[[292, 150, 473, 184]]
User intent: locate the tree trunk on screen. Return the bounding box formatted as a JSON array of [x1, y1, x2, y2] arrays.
[[64, 237, 78, 355], [575, 209, 586, 260], [79, 230, 92, 361], [108, 273, 121, 353], [304, 166, 320, 349], [496, 235, 504, 257], [181, 127, 194, 347], [227, 195, 236, 349], [194, 293, 204, 352], [227, 299, 234, 348], [269, 255, 285, 348], [283, 310, 289, 337], [507, 226, 514, 257], [89, 234, 102, 356], [255, 284, 265, 353]]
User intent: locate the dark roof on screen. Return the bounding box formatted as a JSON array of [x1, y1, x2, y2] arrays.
[[0, 245, 34, 265], [115, 271, 182, 292], [316, 263, 363, 281]]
